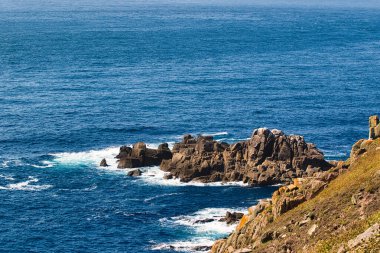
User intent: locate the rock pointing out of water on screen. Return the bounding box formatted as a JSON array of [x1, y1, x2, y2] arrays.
[[99, 158, 108, 167], [159, 128, 331, 185]]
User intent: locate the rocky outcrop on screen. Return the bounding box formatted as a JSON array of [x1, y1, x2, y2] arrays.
[[210, 165, 347, 253], [219, 212, 244, 225], [350, 115, 380, 162], [160, 128, 331, 185], [211, 125, 380, 253], [369, 115, 380, 139], [116, 142, 172, 168], [99, 158, 108, 167]]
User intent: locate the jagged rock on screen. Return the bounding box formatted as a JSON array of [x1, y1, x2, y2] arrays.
[[210, 120, 380, 253], [99, 158, 108, 167], [369, 115, 380, 139], [127, 169, 142, 177], [160, 129, 331, 185], [219, 212, 244, 224], [117, 142, 172, 168]]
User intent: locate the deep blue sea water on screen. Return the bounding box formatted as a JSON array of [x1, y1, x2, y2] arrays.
[[0, 1, 380, 252]]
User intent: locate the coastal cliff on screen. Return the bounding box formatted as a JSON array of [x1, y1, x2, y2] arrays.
[[210, 116, 380, 253]]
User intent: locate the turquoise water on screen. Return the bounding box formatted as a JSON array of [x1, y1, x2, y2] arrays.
[[0, 2, 379, 252]]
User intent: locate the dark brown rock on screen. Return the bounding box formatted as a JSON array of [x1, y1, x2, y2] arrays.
[[99, 158, 108, 167], [194, 218, 215, 224], [219, 211, 244, 224], [127, 169, 142, 177], [163, 173, 173, 180], [117, 142, 172, 168], [261, 231, 275, 243], [159, 129, 331, 185]]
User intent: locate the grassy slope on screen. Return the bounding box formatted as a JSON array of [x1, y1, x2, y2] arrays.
[[254, 138, 380, 252]]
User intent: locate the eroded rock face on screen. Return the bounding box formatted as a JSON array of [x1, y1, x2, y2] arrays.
[[210, 167, 345, 253], [117, 142, 172, 168], [160, 128, 331, 185], [369, 115, 380, 139]]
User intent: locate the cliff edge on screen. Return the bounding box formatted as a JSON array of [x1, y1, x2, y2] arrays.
[[210, 116, 380, 253]]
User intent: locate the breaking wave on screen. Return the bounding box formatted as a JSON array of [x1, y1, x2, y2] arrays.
[[152, 238, 214, 253], [154, 207, 247, 252], [162, 207, 246, 235], [0, 176, 52, 191]]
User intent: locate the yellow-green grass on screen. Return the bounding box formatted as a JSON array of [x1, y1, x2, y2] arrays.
[[255, 138, 380, 252]]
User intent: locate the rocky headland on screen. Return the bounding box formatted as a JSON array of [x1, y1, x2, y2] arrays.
[[113, 128, 332, 186], [102, 116, 380, 252], [210, 116, 380, 253]]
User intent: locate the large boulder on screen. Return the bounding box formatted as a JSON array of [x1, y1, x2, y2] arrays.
[[160, 135, 227, 182], [116, 142, 172, 168]]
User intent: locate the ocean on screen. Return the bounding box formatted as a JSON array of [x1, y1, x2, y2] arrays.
[[0, 1, 379, 252]]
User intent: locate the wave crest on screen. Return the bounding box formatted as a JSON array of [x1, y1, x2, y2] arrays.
[[0, 176, 52, 191]]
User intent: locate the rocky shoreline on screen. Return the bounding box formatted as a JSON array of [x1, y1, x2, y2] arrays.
[[98, 116, 380, 252], [99, 116, 380, 252], [210, 115, 380, 253], [106, 128, 332, 186]]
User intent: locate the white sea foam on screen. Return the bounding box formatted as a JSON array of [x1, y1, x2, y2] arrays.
[[51, 146, 121, 169], [200, 131, 229, 137], [152, 237, 214, 253], [52, 146, 247, 187], [139, 166, 248, 187], [163, 207, 246, 235], [0, 176, 52, 191], [31, 160, 55, 168], [0, 160, 10, 168], [154, 207, 246, 252], [0, 174, 15, 181], [0, 159, 27, 168], [50, 143, 175, 170]]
